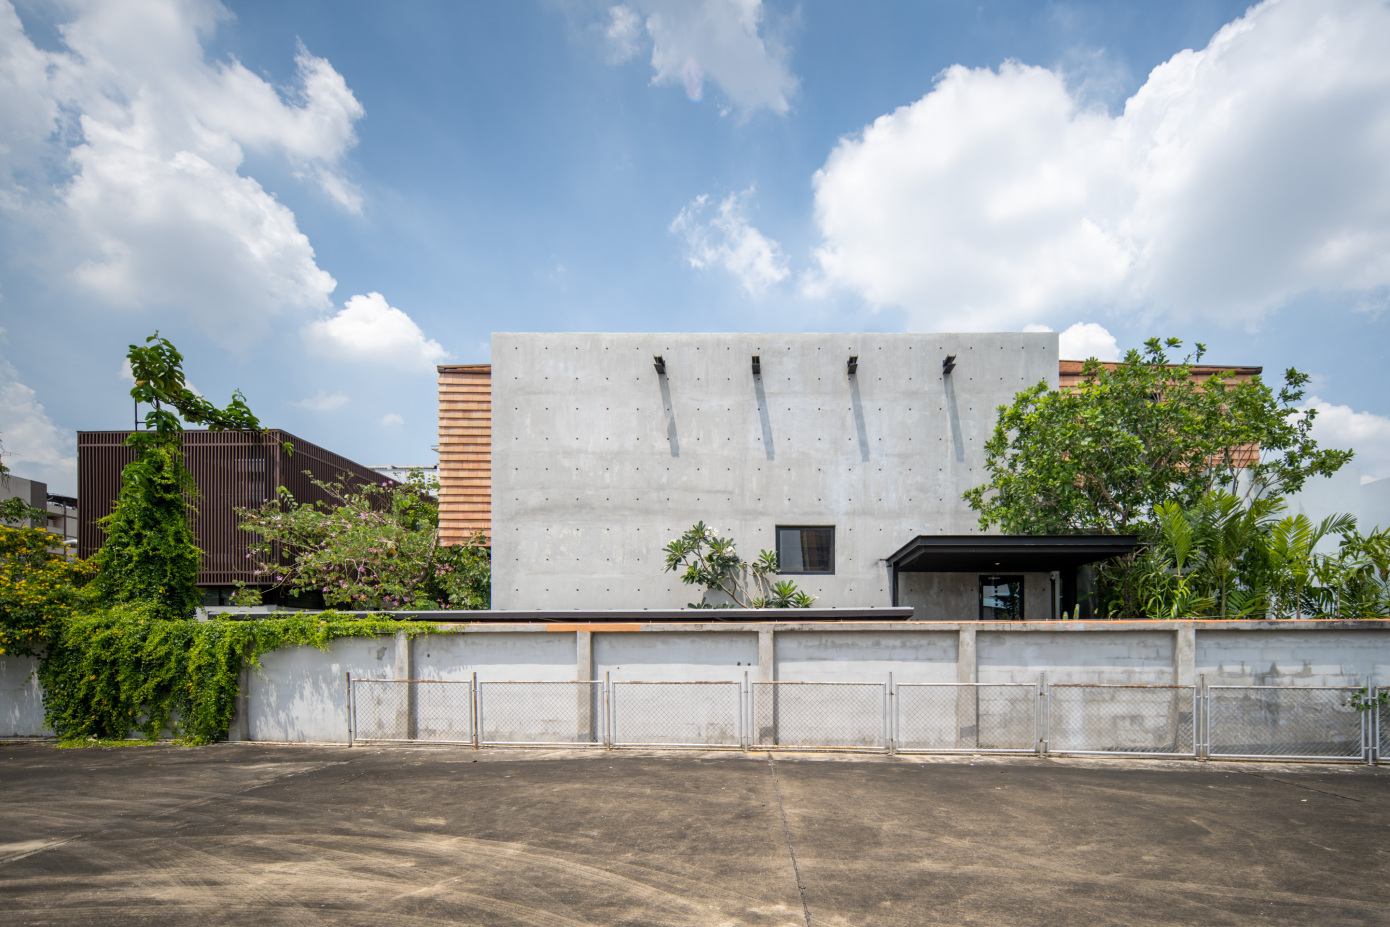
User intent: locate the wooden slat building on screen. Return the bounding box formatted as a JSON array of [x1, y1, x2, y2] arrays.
[[437, 364, 492, 545]]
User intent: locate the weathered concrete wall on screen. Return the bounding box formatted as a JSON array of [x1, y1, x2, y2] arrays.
[[490, 332, 1059, 610], [774, 631, 958, 683], [0, 655, 48, 738], [238, 637, 399, 743], [414, 632, 577, 681], [978, 631, 1175, 684], [1197, 630, 1390, 686], [594, 631, 758, 681]]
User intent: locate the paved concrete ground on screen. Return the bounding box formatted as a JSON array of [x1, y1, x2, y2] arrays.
[[1, 744, 1387, 926]]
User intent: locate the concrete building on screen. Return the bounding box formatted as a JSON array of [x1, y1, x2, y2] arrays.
[[447, 331, 1149, 617], [1, 472, 49, 527], [1, 473, 78, 555]]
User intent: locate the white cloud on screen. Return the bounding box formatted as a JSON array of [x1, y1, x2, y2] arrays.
[[1305, 397, 1390, 485], [380, 412, 404, 427], [601, 0, 795, 115], [605, 5, 642, 63], [305, 292, 448, 372], [293, 390, 350, 412], [0, 0, 363, 340], [0, 339, 74, 492], [670, 189, 788, 295], [809, 0, 1390, 330], [1056, 322, 1122, 361]]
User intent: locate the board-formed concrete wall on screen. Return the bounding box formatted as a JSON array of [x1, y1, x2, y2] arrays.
[[490, 332, 1059, 610]]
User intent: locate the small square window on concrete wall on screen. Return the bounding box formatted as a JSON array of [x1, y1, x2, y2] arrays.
[[777, 526, 835, 574]]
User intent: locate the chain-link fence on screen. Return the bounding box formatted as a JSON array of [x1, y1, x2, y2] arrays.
[[1047, 684, 1196, 757], [1206, 685, 1365, 761], [350, 678, 474, 744], [896, 683, 1037, 753], [751, 681, 886, 751], [347, 674, 1380, 762], [609, 681, 743, 748], [478, 681, 603, 746]]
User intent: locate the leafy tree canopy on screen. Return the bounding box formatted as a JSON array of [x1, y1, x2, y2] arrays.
[[237, 473, 490, 611], [964, 337, 1352, 536]]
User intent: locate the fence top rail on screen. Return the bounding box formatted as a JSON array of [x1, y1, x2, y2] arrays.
[[352, 677, 470, 685], [1207, 684, 1364, 691], [895, 682, 1037, 688], [754, 680, 887, 687], [1049, 683, 1194, 690], [610, 679, 741, 685], [479, 679, 602, 685]]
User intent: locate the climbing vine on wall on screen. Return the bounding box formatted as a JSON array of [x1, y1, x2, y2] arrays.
[[37, 607, 437, 744]]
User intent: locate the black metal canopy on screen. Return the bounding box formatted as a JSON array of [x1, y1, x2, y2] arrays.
[[886, 534, 1139, 573]]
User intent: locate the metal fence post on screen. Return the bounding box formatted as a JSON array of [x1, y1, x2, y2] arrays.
[[604, 671, 613, 750], [741, 671, 750, 751], [345, 672, 353, 747], [1037, 672, 1048, 756], [1374, 684, 1381, 767], [1197, 673, 1207, 760], [1364, 676, 1373, 767], [886, 672, 895, 754], [470, 671, 480, 749]]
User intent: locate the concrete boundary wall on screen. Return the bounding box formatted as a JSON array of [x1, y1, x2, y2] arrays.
[[4, 621, 1389, 742], [229, 620, 1390, 743]]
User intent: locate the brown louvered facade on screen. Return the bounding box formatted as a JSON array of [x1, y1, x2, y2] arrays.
[[437, 364, 492, 545], [77, 429, 390, 588]]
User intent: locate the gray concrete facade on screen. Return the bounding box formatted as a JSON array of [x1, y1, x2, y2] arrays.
[[491, 331, 1058, 610]]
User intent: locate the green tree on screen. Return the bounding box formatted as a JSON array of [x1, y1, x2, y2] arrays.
[[0, 523, 96, 655], [90, 334, 263, 619], [964, 338, 1351, 536], [1129, 490, 1387, 620], [236, 473, 490, 610], [662, 522, 815, 608]]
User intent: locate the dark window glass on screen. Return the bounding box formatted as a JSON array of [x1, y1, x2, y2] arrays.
[[979, 575, 1024, 620], [776, 526, 834, 574]]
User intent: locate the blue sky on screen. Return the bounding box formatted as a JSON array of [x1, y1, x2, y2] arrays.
[[1, 0, 1388, 517]]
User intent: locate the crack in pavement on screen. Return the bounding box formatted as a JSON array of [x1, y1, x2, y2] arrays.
[[766, 753, 812, 927]]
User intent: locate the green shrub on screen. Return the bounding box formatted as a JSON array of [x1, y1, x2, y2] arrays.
[[37, 608, 436, 744]]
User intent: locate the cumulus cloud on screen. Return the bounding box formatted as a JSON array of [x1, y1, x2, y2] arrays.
[[0, 0, 362, 340], [1054, 322, 1122, 361], [1306, 398, 1390, 485], [601, 0, 795, 115], [380, 412, 404, 427], [293, 390, 350, 412], [305, 292, 448, 372], [0, 339, 74, 492], [670, 189, 789, 295], [809, 0, 1390, 330]]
